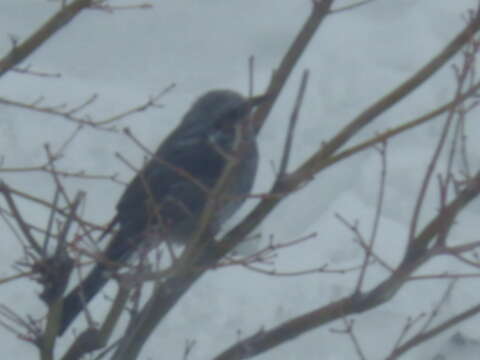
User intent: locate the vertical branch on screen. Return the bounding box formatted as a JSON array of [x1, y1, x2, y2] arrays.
[[252, 0, 334, 133], [406, 13, 480, 259], [276, 70, 309, 181], [248, 56, 255, 97], [355, 141, 388, 293]]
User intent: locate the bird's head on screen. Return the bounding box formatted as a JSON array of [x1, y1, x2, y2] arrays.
[[180, 89, 268, 135]]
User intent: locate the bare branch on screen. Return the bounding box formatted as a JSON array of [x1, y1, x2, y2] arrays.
[[276, 70, 309, 180], [386, 302, 480, 359], [0, 182, 43, 255], [289, 8, 480, 187], [252, 0, 334, 133], [0, 0, 95, 77]]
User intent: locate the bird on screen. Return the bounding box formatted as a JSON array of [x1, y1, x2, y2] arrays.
[[58, 89, 266, 335]]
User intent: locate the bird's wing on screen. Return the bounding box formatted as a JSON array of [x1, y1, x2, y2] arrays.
[[115, 130, 222, 225]]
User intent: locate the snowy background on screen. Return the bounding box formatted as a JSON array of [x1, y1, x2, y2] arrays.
[[1, 0, 480, 359]]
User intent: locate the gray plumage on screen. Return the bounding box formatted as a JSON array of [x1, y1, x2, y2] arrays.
[[58, 89, 264, 335]]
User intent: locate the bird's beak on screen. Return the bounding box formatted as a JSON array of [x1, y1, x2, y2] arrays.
[[248, 93, 270, 107]]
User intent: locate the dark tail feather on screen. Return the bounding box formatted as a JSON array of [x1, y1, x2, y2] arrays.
[[58, 262, 110, 335], [58, 226, 140, 336]]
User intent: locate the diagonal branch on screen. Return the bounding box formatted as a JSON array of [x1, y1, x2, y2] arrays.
[[212, 172, 480, 360], [289, 6, 480, 187], [252, 0, 334, 133], [0, 0, 95, 77]]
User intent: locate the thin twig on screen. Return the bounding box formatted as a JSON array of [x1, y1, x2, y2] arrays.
[[355, 141, 388, 293], [276, 70, 309, 180], [0, 182, 43, 255]]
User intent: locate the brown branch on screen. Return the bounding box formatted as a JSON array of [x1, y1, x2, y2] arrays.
[[410, 272, 480, 280], [0, 0, 95, 77], [12, 65, 61, 78], [332, 318, 367, 360], [390, 313, 427, 354], [241, 262, 363, 277], [408, 21, 480, 252], [95, 83, 174, 125], [0, 184, 102, 231], [322, 76, 480, 170], [0, 162, 120, 182], [334, 214, 394, 273], [405, 170, 480, 262], [288, 7, 480, 187], [386, 302, 480, 359], [252, 0, 335, 133], [0, 304, 40, 343], [407, 104, 456, 251], [0, 182, 43, 255], [91, 2, 153, 12], [0, 90, 166, 130], [355, 142, 388, 293], [215, 5, 480, 263], [276, 70, 309, 180], [331, 0, 378, 14], [212, 172, 480, 360], [15, 1, 477, 358]]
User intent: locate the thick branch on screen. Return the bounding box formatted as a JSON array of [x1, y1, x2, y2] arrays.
[[0, 0, 94, 77], [213, 173, 480, 360], [289, 7, 480, 186], [252, 0, 334, 133]]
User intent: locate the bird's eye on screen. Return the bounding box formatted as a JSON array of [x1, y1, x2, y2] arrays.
[[224, 108, 243, 120], [213, 119, 229, 132], [214, 106, 246, 130]]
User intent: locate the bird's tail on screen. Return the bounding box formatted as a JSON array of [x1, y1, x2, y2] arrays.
[[58, 261, 111, 335], [58, 226, 139, 336]]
